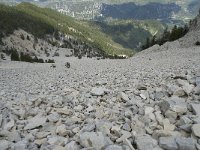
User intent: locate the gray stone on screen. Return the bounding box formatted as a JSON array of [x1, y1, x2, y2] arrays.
[[140, 93, 147, 100], [47, 136, 68, 146], [179, 116, 192, 126], [173, 88, 186, 97], [4, 119, 15, 131], [56, 124, 68, 136], [136, 84, 147, 90], [105, 145, 124, 150], [135, 134, 158, 150], [192, 124, 200, 138], [165, 110, 177, 120], [24, 115, 47, 130], [194, 86, 200, 95], [0, 130, 21, 142], [159, 96, 187, 114], [163, 118, 175, 131], [116, 130, 132, 143], [120, 92, 129, 101], [35, 131, 51, 139], [193, 117, 200, 124], [177, 79, 194, 94], [12, 140, 27, 150], [191, 103, 200, 115], [176, 137, 196, 150], [91, 87, 105, 96], [145, 106, 154, 115], [0, 114, 3, 127], [122, 123, 131, 131], [65, 141, 79, 150], [55, 106, 70, 115], [47, 112, 60, 122], [196, 77, 200, 86], [0, 140, 10, 150], [159, 136, 178, 150], [79, 132, 112, 149], [95, 120, 112, 135], [81, 124, 95, 132]]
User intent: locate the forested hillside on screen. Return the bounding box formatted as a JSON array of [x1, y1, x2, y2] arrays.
[[0, 3, 133, 58]]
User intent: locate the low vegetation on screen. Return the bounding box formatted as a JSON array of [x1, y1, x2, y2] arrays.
[[10, 49, 55, 63]]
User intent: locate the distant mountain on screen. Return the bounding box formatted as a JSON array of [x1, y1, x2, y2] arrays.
[[188, 0, 200, 15], [0, 0, 198, 23], [0, 3, 133, 58], [100, 2, 180, 22]]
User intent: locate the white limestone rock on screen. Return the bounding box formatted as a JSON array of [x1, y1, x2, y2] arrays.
[[24, 115, 47, 130]]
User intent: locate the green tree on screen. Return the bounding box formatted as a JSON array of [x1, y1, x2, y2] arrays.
[[11, 50, 20, 61]]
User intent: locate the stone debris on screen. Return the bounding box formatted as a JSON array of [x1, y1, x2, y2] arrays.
[[1, 37, 200, 149]]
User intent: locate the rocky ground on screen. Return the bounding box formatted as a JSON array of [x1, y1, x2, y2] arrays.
[[0, 41, 200, 150]]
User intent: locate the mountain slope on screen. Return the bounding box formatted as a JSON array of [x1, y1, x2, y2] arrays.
[[0, 3, 133, 58], [101, 2, 180, 21], [0, 0, 198, 23], [91, 19, 166, 51]]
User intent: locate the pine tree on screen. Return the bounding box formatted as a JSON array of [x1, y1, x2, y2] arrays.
[[11, 49, 20, 61]]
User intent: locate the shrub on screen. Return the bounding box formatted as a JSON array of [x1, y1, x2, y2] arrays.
[[46, 59, 55, 63], [78, 55, 82, 59], [1, 53, 5, 60], [51, 64, 56, 68], [11, 50, 20, 61], [195, 41, 200, 46], [53, 52, 59, 57], [38, 58, 44, 63], [20, 52, 33, 62], [27, 35, 30, 41], [20, 34, 25, 40], [65, 62, 70, 68]]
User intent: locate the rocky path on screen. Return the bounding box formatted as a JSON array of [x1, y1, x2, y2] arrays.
[[0, 44, 200, 150]]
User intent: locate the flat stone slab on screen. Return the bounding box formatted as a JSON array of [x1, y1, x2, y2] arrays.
[[24, 115, 47, 130]]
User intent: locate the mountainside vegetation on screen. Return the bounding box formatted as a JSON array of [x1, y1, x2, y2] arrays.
[[142, 25, 189, 50], [91, 19, 166, 51], [0, 3, 133, 57]]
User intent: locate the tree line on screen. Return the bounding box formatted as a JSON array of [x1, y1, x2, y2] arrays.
[[142, 25, 189, 50]]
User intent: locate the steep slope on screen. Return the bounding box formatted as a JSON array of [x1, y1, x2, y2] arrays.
[[179, 12, 200, 48], [0, 3, 133, 58], [91, 19, 166, 51]]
